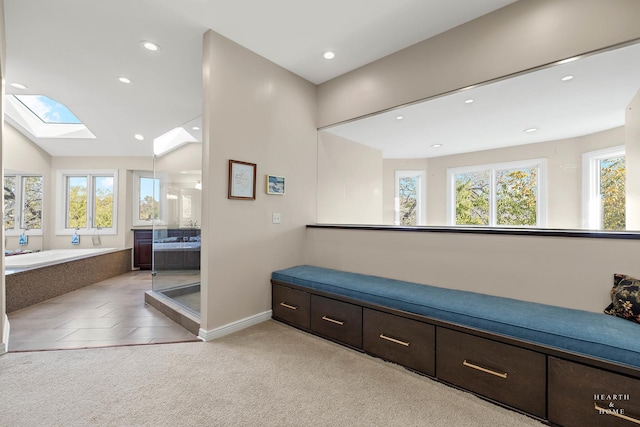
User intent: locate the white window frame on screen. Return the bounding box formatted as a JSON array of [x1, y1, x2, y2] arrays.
[[56, 169, 118, 235], [394, 170, 426, 225], [133, 170, 167, 227], [4, 173, 44, 236], [582, 145, 625, 229], [446, 158, 547, 227]]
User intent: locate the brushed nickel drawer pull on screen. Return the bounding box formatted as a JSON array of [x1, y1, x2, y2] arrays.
[[594, 403, 640, 425], [379, 334, 410, 347], [279, 302, 298, 310], [322, 316, 345, 326], [462, 360, 508, 379]]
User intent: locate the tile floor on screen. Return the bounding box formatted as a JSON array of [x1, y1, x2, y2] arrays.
[[7, 270, 200, 352]]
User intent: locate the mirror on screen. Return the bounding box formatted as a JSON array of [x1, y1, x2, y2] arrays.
[[318, 41, 640, 231]]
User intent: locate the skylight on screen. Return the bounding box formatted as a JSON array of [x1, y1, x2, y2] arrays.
[[4, 95, 96, 139], [14, 94, 82, 124]]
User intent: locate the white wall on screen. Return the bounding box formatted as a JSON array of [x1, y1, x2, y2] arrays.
[[201, 30, 317, 333], [305, 227, 640, 313], [317, 131, 383, 224]]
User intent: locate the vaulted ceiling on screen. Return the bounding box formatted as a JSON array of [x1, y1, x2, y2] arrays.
[[3, 0, 516, 157]]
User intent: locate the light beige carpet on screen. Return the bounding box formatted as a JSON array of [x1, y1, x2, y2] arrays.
[[0, 320, 544, 427]]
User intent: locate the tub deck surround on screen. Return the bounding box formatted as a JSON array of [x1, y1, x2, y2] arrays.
[[6, 248, 132, 313], [5, 248, 123, 273], [271, 265, 640, 427]]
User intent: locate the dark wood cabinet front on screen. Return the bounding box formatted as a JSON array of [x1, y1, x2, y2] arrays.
[[363, 308, 435, 376], [133, 230, 153, 270], [133, 229, 200, 271], [310, 295, 362, 349], [272, 284, 311, 329], [436, 327, 546, 418], [549, 357, 640, 427]]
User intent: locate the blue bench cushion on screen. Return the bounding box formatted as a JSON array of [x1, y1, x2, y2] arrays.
[[272, 265, 640, 369]]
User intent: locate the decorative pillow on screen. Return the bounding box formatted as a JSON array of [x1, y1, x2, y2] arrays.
[[604, 274, 640, 324]]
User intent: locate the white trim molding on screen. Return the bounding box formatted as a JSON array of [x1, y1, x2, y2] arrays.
[[1, 315, 10, 355], [198, 310, 272, 341]]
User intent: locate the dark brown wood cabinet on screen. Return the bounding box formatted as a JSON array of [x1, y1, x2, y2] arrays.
[[133, 229, 201, 271], [436, 327, 546, 418], [311, 295, 362, 348], [271, 280, 640, 426], [272, 284, 311, 329], [548, 357, 640, 427], [133, 230, 153, 270], [363, 308, 435, 376]]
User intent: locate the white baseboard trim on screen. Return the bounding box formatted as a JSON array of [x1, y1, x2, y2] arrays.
[[198, 310, 272, 341], [1, 315, 10, 355]]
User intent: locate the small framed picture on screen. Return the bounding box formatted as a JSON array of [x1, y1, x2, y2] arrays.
[[228, 160, 257, 200], [266, 175, 285, 195]]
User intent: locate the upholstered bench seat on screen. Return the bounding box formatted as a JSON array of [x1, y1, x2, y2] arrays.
[[272, 265, 640, 369]]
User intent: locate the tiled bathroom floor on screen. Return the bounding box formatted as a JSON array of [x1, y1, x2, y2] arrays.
[[7, 270, 200, 352]]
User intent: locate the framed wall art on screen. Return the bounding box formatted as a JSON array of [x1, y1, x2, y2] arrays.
[[266, 175, 285, 195], [228, 160, 257, 200]]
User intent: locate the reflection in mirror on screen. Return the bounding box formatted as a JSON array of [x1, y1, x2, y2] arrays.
[[3, 169, 44, 253], [318, 41, 640, 231]]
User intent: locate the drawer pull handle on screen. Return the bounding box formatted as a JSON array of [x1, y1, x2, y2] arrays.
[[594, 403, 640, 425], [322, 316, 345, 326], [462, 360, 508, 379], [279, 302, 298, 310], [379, 334, 410, 347]]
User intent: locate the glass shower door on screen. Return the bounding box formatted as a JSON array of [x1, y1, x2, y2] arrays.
[[151, 157, 201, 315]]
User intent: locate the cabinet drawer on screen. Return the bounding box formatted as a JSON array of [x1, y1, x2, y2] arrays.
[[363, 308, 435, 376], [311, 295, 362, 348], [436, 327, 546, 418], [549, 357, 640, 427], [272, 284, 310, 329]]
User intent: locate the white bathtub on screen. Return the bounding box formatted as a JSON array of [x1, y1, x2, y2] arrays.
[[5, 248, 121, 273]]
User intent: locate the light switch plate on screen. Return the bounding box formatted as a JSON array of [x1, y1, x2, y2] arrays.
[[272, 213, 282, 224]]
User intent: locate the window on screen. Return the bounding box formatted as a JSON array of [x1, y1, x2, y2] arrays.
[[133, 171, 162, 226], [582, 146, 625, 230], [57, 170, 117, 234], [4, 174, 43, 235], [394, 170, 426, 225], [4, 95, 96, 139], [447, 159, 546, 227]]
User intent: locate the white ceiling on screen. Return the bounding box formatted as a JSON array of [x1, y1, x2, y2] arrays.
[[325, 42, 640, 159], [2, 0, 517, 157]]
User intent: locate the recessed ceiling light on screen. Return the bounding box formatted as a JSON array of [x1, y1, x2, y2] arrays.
[[465, 99, 474, 104], [561, 75, 574, 81], [524, 128, 538, 133], [192, 126, 200, 130], [141, 41, 161, 52], [431, 144, 442, 148], [323, 51, 335, 60], [134, 134, 145, 141], [10, 83, 27, 90], [118, 77, 132, 84], [396, 116, 404, 120]]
